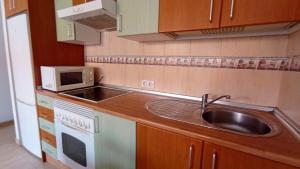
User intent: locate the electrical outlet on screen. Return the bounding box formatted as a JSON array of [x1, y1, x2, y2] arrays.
[[141, 80, 155, 89]]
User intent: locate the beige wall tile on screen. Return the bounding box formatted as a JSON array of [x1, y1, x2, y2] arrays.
[[161, 66, 188, 94], [165, 41, 191, 56], [124, 64, 141, 88], [143, 41, 165, 56], [259, 36, 288, 56], [87, 63, 125, 86], [288, 30, 300, 56], [277, 72, 300, 125], [190, 39, 221, 56], [184, 68, 282, 106], [221, 37, 262, 57]]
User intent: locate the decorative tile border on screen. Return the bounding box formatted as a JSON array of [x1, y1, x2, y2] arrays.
[[85, 55, 300, 72]]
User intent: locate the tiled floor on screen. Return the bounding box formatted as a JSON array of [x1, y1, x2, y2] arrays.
[[0, 124, 57, 169]]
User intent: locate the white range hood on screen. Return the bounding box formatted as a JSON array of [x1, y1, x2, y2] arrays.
[[57, 0, 116, 31]]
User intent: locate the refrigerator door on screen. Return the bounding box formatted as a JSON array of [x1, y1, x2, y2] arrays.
[[7, 14, 36, 105], [16, 101, 41, 157], [7, 14, 42, 158]]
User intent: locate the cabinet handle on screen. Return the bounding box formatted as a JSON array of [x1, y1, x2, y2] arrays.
[[117, 14, 122, 32], [230, 0, 235, 19], [209, 0, 214, 22], [211, 151, 217, 169], [40, 114, 48, 119], [8, 0, 12, 10], [188, 145, 194, 169], [67, 24, 72, 37], [12, 0, 15, 9]]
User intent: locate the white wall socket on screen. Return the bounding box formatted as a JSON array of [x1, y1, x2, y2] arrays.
[[141, 80, 155, 89]]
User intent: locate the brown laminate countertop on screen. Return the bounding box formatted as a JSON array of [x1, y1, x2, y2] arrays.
[[37, 89, 300, 168]]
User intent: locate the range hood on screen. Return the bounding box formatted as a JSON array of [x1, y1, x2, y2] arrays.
[[57, 0, 116, 31]]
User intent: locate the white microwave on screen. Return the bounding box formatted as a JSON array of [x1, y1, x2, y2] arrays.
[[41, 66, 94, 92]]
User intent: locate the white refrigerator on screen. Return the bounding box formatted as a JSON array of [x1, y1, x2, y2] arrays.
[[7, 13, 42, 158]]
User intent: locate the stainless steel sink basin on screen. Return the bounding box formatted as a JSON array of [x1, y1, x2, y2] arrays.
[[146, 99, 279, 137], [202, 109, 272, 135]]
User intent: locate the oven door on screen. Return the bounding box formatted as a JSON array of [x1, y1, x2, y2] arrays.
[[56, 121, 95, 169]]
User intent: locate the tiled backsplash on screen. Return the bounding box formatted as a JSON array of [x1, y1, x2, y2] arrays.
[[85, 55, 300, 72], [85, 30, 300, 125]]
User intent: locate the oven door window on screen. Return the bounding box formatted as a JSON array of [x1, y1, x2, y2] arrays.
[[60, 72, 83, 86], [62, 133, 87, 167]]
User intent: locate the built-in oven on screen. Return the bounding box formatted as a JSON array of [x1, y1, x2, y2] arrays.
[[54, 99, 98, 169]]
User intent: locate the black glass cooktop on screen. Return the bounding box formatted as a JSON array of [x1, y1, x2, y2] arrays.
[[61, 86, 130, 102]]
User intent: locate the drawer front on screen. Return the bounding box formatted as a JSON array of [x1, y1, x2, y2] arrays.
[[38, 106, 54, 122], [40, 129, 56, 148], [42, 141, 57, 160], [37, 94, 54, 110], [39, 118, 55, 135]]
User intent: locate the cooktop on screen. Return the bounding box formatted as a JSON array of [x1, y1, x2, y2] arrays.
[[60, 86, 130, 103]]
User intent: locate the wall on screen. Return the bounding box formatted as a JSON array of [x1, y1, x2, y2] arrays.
[[0, 5, 13, 123], [86, 32, 287, 107], [277, 30, 300, 126]]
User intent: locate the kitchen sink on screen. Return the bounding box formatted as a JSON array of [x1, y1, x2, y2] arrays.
[[146, 99, 279, 137], [202, 109, 272, 135]]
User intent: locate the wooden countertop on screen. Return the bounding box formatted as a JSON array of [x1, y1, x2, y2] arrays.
[[37, 89, 300, 168]]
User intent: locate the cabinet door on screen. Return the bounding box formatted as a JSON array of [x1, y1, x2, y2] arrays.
[[54, 0, 75, 42], [94, 112, 136, 169], [4, 0, 27, 17], [202, 142, 298, 169], [137, 124, 203, 169], [117, 0, 159, 36], [221, 0, 300, 27], [13, 0, 28, 15], [159, 0, 222, 32], [4, 0, 15, 17]]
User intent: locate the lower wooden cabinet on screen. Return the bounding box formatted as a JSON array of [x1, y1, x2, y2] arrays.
[[202, 142, 298, 169], [137, 123, 203, 169]]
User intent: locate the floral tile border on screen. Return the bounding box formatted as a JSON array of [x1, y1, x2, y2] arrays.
[[85, 55, 300, 72]]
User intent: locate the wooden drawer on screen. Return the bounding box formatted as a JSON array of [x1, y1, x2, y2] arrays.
[[42, 141, 57, 160], [38, 106, 54, 123], [37, 94, 54, 110], [39, 118, 55, 135], [40, 129, 56, 148]]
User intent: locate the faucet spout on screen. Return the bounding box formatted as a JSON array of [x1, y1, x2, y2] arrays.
[[201, 94, 231, 114]]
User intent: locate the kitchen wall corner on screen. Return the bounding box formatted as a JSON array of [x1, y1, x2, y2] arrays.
[[277, 30, 300, 126]]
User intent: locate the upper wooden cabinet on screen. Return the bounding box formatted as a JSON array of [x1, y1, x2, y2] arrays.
[[221, 0, 300, 27], [137, 124, 203, 169], [159, 0, 223, 32], [202, 142, 298, 169], [4, 0, 28, 17]]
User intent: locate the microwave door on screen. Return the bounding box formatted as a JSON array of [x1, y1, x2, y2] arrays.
[[60, 71, 84, 86]]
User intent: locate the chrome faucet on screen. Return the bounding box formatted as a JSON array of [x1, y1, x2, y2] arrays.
[[201, 94, 231, 113]]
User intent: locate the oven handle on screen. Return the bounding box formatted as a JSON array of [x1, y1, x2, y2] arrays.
[[61, 121, 93, 135]]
